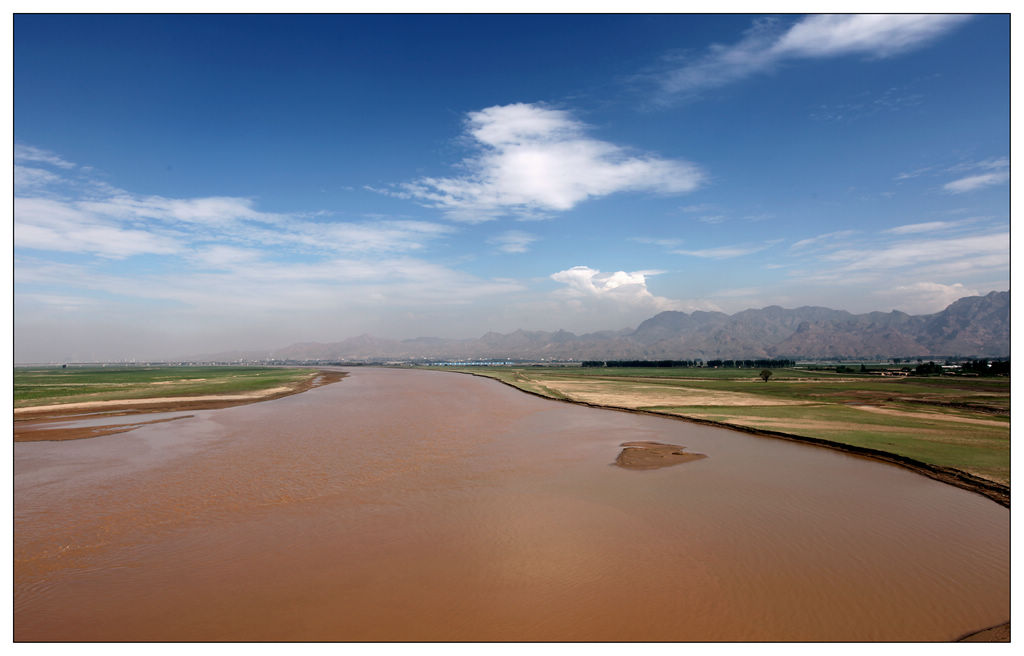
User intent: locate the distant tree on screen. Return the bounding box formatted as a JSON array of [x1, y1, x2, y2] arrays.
[[759, 369, 773, 382], [914, 361, 943, 376]]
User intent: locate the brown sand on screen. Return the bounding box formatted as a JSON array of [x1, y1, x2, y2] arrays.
[[547, 380, 811, 407], [13, 369, 345, 442], [615, 440, 707, 470]]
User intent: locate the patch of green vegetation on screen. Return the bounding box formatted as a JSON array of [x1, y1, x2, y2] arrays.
[[439, 365, 1009, 486], [639, 402, 1009, 484], [14, 366, 315, 408]]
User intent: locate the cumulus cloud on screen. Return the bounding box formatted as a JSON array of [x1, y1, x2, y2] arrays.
[[660, 14, 969, 98], [393, 103, 705, 221], [550, 265, 679, 310]]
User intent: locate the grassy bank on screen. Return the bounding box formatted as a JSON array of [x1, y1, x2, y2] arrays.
[[14, 366, 319, 409], [439, 366, 1009, 488]]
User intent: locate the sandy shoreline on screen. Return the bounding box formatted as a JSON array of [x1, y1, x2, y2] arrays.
[[13, 369, 346, 442], [455, 370, 1010, 509]]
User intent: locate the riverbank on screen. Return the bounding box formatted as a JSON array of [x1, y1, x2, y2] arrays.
[[452, 369, 1009, 509], [15, 366, 1007, 641], [14, 369, 346, 442]]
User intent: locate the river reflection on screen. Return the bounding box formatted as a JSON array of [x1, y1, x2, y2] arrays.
[[14, 367, 1009, 641]]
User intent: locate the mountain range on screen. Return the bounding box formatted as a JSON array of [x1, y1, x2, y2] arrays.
[[199, 291, 1010, 362]]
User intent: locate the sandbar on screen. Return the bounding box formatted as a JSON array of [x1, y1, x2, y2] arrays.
[[615, 440, 707, 470]]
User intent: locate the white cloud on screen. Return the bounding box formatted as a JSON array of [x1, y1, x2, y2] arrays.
[[488, 230, 539, 254], [823, 232, 1008, 273], [874, 282, 981, 315], [943, 171, 1009, 194], [674, 241, 778, 259], [895, 166, 936, 181], [14, 166, 62, 189], [14, 144, 76, 169], [631, 236, 684, 248], [660, 14, 969, 98], [947, 156, 1009, 173], [16, 293, 97, 312], [883, 220, 973, 235], [17, 254, 526, 315], [14, 161, 455, 258], [771, 14, 969, 59], [550, 265, 678, 310], [76, 195, 276, 226], [790, 230, 858, 250], [394, 103, 705, 221], [14, 197, 182, 258]]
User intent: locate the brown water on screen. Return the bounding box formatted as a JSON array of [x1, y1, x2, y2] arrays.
[[14, 367, 1009, 641]]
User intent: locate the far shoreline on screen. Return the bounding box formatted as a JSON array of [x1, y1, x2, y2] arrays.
[[13, 369, 346, 442]]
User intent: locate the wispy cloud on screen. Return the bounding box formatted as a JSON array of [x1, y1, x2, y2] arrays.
[[631, 236, 684, 248], [387, 103, 705, 222], [944, 171, 1009, 194], [810, 85, 924, 122], [790, 230, 858, 250], [14, 145, 528, 324], [895, 165, 937, 181], [659, 14, 969, 99], [14, 144, 76, 169], [822, 232, 1007, 275], [15, 166, 63, 189], [947, 156, 1009, 173], [14, 197, 183, 258], [883, 219, 976, 235], [488, 230, 539, 254], [14, 160, 456, 259], [873, 281, 980, 315], [674, 241, 779, 259]]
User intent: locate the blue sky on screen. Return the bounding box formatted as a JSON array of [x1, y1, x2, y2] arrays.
[[13, 13, 1010, 361]]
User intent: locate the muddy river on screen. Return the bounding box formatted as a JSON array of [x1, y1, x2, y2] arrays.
[[13, 367, 1009, 641]]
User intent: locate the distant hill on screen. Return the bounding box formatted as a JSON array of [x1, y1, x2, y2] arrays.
[[194, 291, 1009, 362]]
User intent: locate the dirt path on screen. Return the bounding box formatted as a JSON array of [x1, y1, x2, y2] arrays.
[[847, 404, 1009, 427]]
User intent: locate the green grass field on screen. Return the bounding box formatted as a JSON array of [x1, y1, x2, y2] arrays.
[[441, 366, 1009, 486], [14, 366, 316, 408]]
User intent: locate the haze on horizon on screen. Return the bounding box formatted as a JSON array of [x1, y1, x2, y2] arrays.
[[13, 13, 1009, 363]]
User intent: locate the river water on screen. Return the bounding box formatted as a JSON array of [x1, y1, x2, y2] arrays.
[[13, 367, 1009, 641]]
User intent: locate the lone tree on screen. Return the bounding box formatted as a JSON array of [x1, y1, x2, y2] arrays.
[[759, 369, 773, 382]]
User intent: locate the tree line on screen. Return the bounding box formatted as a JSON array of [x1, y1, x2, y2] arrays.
[[582, 359, 795, 369]]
